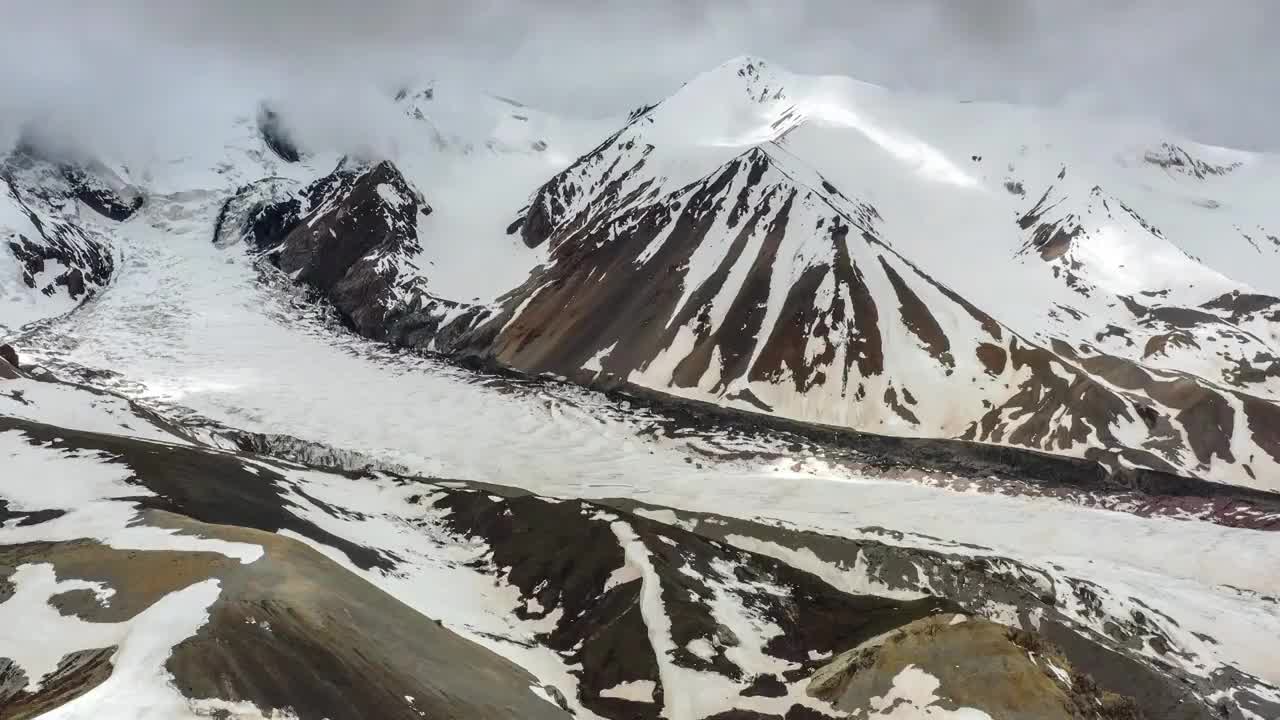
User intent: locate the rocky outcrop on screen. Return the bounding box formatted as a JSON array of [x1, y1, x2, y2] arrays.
[[257, 105, 303, 163], [807, 615, 1141, 719], [220, 159, 483, 347], [0, 345, 20, 380], [1, 148, 134, 324], [61, 164, 143, 222]]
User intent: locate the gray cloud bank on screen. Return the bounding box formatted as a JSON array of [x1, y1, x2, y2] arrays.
[[1, 0, 1276, 159]]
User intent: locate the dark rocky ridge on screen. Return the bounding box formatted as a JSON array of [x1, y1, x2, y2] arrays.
[[257, 105, 303, 163], [216, 160, 484, 349]]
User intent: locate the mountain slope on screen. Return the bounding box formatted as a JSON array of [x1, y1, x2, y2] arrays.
[[191, 57, 1280, 490], [443, 58, 1280, 489]]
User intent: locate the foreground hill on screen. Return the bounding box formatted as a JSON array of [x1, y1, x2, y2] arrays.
[[2, 369, 1277, 718]]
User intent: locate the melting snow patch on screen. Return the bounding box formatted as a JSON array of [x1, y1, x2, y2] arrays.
[[185, 698, 301, 719], [0, 564, 125, 692], [865, 664, 995, 718], [1045, 658, 1072, 687], [376, 183, 407, 207], [634, 507, 696, 530], [0, 431, 263, 563], [599, 679, 657, 702], [687, 638, 717, 660], [603, 561, 642, 593], [27, 575, 223, 718]]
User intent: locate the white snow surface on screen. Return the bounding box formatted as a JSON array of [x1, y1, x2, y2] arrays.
[[599, 680, 657, 703], [864, 664, 995, 719], [33, 578, 229, 720], [0, 430, 263, 563]]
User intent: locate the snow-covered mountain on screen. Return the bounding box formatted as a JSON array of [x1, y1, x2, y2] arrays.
[[200, 57, 1280, 491], [4, 55, 1280, 719]]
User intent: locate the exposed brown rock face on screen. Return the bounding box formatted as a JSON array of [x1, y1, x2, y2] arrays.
[[1201, 291, 1280, 323], [1, 345, 20, 369], [807, 615, 1145, 720], [1, 647, 114, 720], [1238, 392, 1280, 465], [1018, 186, 1083, 261], [473, 148, 893, 403], [976, 343, 1007, 376], [878, 255, 953, 369]]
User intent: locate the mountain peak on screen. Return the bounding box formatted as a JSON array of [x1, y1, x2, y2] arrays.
[[676, 55, 789, 106]]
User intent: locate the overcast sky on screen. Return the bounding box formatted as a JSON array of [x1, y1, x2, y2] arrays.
[[2, 0, 1276, 156]]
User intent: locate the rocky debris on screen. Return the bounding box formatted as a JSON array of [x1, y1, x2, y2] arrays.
[[807, 615, 1142, 719], [60, 164, 143, 222], [257, 104, 303, 163], [0, 345, 19, 380]]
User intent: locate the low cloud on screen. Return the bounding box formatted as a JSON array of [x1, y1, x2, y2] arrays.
[[1, 0, 1275, 161]]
